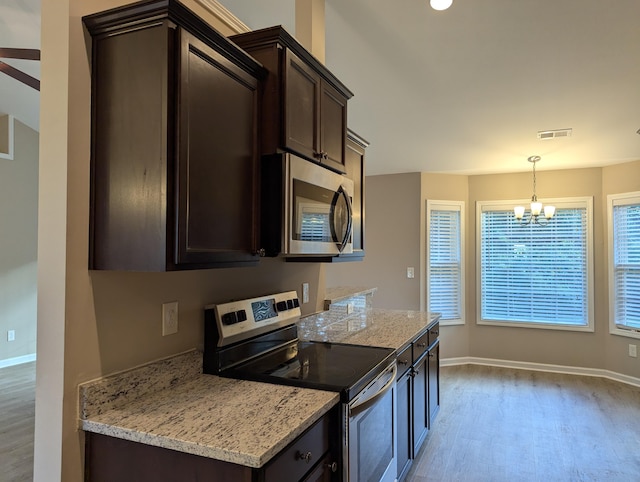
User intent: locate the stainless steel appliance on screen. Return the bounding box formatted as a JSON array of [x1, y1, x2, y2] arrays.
[[203, 291, 397, 482], [261, 153, 354, 257]]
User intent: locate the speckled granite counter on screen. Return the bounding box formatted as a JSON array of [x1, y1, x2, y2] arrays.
[[324, 286, 377, 310], [298, 309, 440, 351], [79, 350, 338, 468]]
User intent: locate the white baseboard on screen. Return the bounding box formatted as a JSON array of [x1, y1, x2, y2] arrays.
[[0, 353, 37, 369], [441, 356, 640, 388]]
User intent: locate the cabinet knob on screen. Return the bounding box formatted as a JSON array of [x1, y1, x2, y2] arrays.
[[417, 342, 427, 348], [398, 359, 409, 366], [432, 331, 439, 337], [327, 461, 338, 472], [296, 451, 313, 464], [412, 368, 419, 376], [428, 352, 435, 358]]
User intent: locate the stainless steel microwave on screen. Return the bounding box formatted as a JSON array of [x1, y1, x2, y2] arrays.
[[261, 153, 354, 257]]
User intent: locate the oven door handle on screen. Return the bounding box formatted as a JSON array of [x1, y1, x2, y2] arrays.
[[349, 364, 397, 418]]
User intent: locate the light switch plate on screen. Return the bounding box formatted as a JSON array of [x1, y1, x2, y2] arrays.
[[407, 267, 415, 279]]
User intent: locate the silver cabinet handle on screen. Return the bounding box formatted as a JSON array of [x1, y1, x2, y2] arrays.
[[296, 451, 313, 464]]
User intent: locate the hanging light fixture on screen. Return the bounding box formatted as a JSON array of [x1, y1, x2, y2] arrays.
[[514, 156, 555, 225], [430, 0, 453, 10]]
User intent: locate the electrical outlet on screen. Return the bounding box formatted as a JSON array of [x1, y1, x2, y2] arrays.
[[162, 301, 179, 336], [302, 283, 310, 304], [629, 344, 637, 358], [7, 330, 15, 342], [347, 303, 354, 314], [407, 267, 415, 279]]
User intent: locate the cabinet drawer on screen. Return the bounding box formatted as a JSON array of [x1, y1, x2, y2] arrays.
[[264, 414, 330, 482], [396, 345, 412, 377], [428, 322, 440, 347], [412, 330, 430, 364]]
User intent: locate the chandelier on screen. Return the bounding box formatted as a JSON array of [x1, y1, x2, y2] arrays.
[[514, 156, 555, 225]]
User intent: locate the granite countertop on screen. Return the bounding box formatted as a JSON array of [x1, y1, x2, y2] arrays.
[[79, 351, 338, 468], [323, 286, 377, 309], [298, 308, 440, 351], [79, 308, 440, 470]]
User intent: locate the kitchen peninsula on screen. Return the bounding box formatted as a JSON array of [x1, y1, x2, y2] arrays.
[[79, 288, 440, 481]]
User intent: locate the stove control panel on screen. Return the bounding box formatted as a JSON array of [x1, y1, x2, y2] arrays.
[[205, 291, 301, 347]]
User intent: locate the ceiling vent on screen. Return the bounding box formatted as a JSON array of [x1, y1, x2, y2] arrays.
[[537, 128, 572, 140]]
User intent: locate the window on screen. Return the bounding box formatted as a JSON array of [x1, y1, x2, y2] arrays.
[[427, 200, 465, 325], [608, 192, 640, 339], [477, 198, 593, 331]]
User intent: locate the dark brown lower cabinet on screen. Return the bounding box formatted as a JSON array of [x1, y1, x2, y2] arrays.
[[85, 406, 339, 482], [396, 363, 412, 481], [396, 324, 440, 482]]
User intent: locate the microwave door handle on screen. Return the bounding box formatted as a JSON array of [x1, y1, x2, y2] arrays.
[[330, 186, 353, 253]]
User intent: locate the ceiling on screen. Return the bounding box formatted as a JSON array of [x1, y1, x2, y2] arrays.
[[4, 0, 640, 175], [0, 0, 40, 132]]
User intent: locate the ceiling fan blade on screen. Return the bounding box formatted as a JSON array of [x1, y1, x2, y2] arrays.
[[0, 48, 40, 61], [0, 61, 40, 91]]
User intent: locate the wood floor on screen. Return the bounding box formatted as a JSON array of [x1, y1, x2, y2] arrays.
[[407, 364, 640, 482], [0, 361, 35, 482], [2, 362, 639, 482]]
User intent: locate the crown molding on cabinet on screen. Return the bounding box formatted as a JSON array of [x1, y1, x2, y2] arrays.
[[195, 0, 251, 34]]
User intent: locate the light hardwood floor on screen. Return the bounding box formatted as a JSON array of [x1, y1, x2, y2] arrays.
[[407, 364, 640, 482], [0, 361, 35, 482], [2, 362, 639, 482]]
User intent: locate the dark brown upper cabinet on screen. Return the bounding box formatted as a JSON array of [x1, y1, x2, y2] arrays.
[[231, 26, 353, 174], [83, 0, 265, 271], [342, 129, 368, 260]]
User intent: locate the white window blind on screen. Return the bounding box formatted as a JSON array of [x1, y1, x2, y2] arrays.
[[300, 211, 331, 241], [609, 193, 640, 335], [478, 199, 593, 330], [427, 201, 464, 324]]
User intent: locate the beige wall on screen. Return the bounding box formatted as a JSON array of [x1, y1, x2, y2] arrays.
[[331, 166, 640, 378], [37, 1, 325, 481], [601, 160, 640, 377], [467, 168, 607, 368], [0, 119, 38, 362], [420, 173, 470, 359], [325, 172, 422, 310]]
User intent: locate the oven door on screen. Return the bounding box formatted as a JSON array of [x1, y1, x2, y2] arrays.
[[346, 362, 397, 482]]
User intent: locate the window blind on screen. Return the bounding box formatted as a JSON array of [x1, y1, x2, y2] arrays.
[[300, 211, 331, 242], [480, 208, 588, 326], [429, 208, 462, 321], [612, 202, 640, 330]]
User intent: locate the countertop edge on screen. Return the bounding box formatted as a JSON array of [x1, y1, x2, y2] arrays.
[[81, 392, 339, 468]]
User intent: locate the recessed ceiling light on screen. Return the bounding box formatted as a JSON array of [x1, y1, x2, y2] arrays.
[[430, 0, 453, 11]]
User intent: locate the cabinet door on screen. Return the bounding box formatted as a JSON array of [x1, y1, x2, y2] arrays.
[[319, 81, 347, 173], [412, 354, 429, 455], [343, 134, 365, 257], [396, 369, 412, 481], [284, 49, 320, 162], [428, 341, 440, 427], [176, 29, 260, 266]]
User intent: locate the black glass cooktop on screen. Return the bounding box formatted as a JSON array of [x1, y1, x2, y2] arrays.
[[223, 341, 395, 402]]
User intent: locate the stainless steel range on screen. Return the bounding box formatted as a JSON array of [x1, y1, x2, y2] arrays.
[[203, 291, 397, 482]]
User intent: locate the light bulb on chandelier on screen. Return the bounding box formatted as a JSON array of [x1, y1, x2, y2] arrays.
[[514, 156, 555, 226]]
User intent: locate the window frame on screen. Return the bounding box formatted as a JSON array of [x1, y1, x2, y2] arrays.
[[607, 191, 640, 340], [476, 197, 594, 332], [426, 200, 466, 326]]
